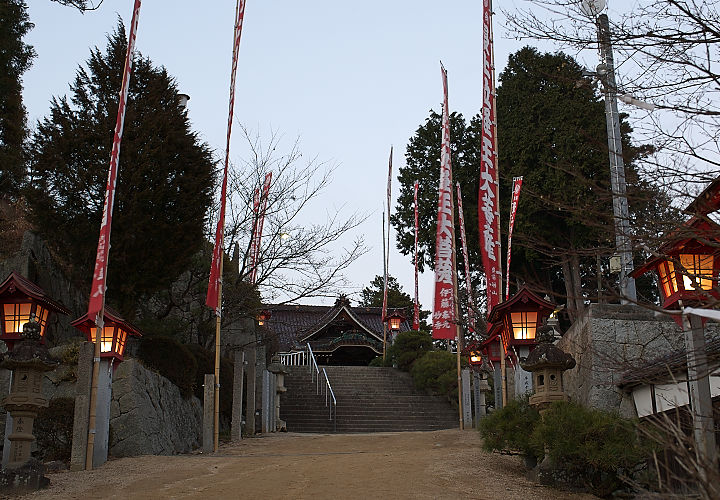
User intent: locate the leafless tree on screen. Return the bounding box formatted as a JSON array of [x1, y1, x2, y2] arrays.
[[503, 0, 720, 204], [220, 126, 368, 304]]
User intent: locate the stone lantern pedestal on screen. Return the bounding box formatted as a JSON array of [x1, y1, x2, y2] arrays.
[[0, 337, 57, 493]]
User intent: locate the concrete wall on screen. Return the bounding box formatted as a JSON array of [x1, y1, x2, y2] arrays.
[[557, 304, 718, 418]]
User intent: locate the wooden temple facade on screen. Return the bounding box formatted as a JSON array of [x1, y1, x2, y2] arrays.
[[265, 296, 410, 365]]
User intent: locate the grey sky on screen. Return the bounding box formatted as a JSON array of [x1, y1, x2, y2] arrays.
[[22, 0, 605, 310]]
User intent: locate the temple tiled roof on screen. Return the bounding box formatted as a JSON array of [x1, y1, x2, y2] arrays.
[[618, 337, 720, 389], [265, 299, 410, 352]]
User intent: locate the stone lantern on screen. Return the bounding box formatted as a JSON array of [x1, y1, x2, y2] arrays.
[[0, 316, 58, 493], [520, 325, 576, 413]]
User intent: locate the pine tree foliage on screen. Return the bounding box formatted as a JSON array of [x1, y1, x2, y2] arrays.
[[0, 0, 35, 198], [25, 22, 215, 316]]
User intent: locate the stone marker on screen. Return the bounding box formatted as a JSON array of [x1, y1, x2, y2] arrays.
[[231, 350, 244, 441], [245, 347, 256, 436], [70, 342, 94, 471], [202, 374, 214, 453]]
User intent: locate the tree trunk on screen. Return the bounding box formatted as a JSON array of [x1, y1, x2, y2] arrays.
[[570, 253, 585, 319], [561, 259, 577, 323]]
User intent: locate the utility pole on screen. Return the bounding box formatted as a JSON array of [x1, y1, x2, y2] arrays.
[[594, 11, 637, 303]]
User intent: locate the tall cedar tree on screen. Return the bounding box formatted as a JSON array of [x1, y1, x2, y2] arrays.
[[26, 22, 215, 317], [392, 48, 669, 317], [0, 0, 35, 198]]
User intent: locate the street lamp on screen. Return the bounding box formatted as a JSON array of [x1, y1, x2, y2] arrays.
[[582, 0, 637, 303], [0, 272, 71, 351], [71, 308, 142, 362], [631, 215, 720, 478]]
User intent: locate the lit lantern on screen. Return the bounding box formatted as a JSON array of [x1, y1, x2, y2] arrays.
[[257, 309, 271, 327], [487, 286, 555, 355], [0, 272, 71, 350], [71, 308, 142, 362], [385, 310, 405, 332], [631, 217, 720, 310]]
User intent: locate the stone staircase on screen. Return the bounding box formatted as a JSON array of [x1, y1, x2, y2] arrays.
[[280, 366, 459, 433]]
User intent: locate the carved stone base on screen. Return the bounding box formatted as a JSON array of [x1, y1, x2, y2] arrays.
[[0, 457, 50, 494]]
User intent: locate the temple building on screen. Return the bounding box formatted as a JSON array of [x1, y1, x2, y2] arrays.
[[265, 296, 411, 365]]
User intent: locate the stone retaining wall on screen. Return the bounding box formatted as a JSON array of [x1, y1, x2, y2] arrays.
[[558, 303, 718, 418], [109, 358, 202, 456]]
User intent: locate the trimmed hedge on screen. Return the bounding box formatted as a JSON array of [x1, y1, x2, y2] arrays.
[[479, 400, 653, 496], [386, 330, 433, 371]]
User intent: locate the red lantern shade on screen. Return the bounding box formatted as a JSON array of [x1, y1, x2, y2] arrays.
[[71, 308, 142, 362], [487, 286, 554, 355], [0, 273, 71, 350], [385, 310, 406, 332], [480, 321, 504, 363], [631, 217, 720, 310]]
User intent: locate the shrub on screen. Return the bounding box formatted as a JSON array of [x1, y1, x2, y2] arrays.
[[386, 330, 433, 371], [368, 356, 390, 367], [479, 396, 540, 459], [531, 401, 651, 496], [410, 350, 467, 403], [34, 397, 75, 462], [136, 336, 197, 398]]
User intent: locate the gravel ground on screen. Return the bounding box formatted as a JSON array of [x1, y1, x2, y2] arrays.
[[21, 430, 597, 499]]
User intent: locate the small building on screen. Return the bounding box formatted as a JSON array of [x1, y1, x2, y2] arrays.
[[266, 296, 411, 366]]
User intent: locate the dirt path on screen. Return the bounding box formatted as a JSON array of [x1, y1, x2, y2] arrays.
[[23, 430, 596, 499]]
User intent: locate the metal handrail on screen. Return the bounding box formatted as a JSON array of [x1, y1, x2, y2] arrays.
[[306, 343, 336, 429]]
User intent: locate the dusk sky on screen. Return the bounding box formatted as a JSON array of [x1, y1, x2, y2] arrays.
[[22, 0, 611, 309]]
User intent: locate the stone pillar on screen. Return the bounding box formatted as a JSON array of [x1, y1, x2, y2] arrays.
[[268, 357, 288, 432], [513, 346, 533, 398], [261, 370, 271, 434], [493, 364, 503, 410], [70, 342, 94, 471], [461, 369, 472, 429], [245, 347, 256, 436], [91, 359, 113, 468], [231, 350, 244, 441], [472, 366, 491, 426], [202, 374, 214, 453]]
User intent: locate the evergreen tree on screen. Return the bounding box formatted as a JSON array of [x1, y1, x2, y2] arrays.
[[25, 22, 215, 316], [0, 0, 35, 198], [359, 274, 430, 327], [392, 47, 671, 318]]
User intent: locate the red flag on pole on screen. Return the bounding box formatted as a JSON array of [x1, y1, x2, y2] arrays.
[[432, 65, 456, 340], [479, 0, 502, 318], [249, 172, 272, 284], [456, 183, 475, 333], [506, 177, 523, 300], [87, 0, 142, 320], [206, 0, 247, 314], [382, 147, 392, 322], [413, 180, 420, 331]]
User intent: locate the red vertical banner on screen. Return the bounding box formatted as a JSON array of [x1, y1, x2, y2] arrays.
[[456, 183, 475, 333], [479, 0, 502, 317], [206, 0, 247, 314], [249, 172, 272, 284], [432, 65, 456, 340], [87, 0, 142, 320], [506, 177, 523, 300], [382, 147, 393, 322], [413, 180, 420, 331]]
